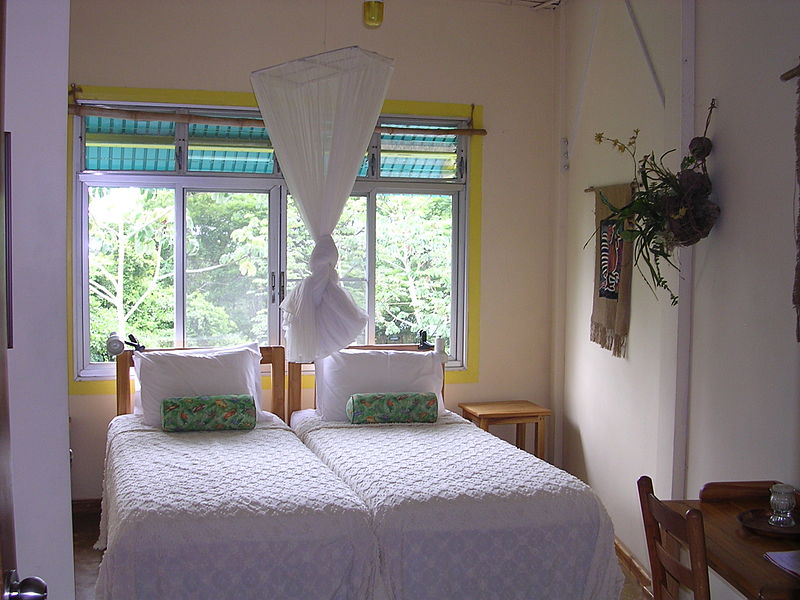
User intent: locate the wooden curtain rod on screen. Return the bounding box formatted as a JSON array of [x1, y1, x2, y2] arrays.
[[780, 58, 800, 81], [584, 182, 637, 193], [68, 104, 487, 136], [69, 104, 261, 128], [376, 126, 487, 136]]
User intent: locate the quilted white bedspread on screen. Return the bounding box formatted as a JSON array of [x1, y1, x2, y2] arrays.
[[96, 415, 377, 600], [293, 409, 623, 600]]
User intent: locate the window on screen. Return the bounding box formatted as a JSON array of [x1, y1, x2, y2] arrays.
[[73, 104, 469, 378], [374, 192, 455, 344]]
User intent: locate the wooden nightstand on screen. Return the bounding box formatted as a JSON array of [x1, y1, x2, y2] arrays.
[[458, 400, 553, 459]]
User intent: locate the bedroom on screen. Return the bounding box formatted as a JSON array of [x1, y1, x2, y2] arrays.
[[3, 0, 799, 599]]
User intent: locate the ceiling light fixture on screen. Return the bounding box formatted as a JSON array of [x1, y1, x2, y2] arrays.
[[363, 0, 384, 28]]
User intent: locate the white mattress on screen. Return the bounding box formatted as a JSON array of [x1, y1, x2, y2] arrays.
[[96, 414, 377, 600], [292, 409, 623, 600]]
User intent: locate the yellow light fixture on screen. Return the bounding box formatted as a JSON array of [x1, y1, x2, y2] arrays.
[[363, 0, 384, 28]]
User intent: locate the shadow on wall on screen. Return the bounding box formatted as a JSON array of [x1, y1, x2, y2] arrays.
[[562, 418, 588, 481]]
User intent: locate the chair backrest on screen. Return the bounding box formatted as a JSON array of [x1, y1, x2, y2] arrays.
[[637, 475, 711, 600]]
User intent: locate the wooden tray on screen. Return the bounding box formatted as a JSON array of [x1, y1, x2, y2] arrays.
[[738, 509, 800, 538]]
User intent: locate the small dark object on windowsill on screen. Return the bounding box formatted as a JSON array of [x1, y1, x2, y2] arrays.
[[125, 334, 145, 353], [418, 330, 434, 350]]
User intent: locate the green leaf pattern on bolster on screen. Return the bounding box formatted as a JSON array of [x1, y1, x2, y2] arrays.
[[161, 395, 257, 432], [346, 392, 438, 424]]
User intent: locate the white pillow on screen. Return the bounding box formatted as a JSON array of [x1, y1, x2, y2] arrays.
[[132, 355, 259, 415], [133, 343, 269, 427], [132, 349, 235, 415], [315, 349, 444, 422]]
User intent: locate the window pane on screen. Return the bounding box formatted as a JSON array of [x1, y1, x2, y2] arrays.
[[341, 280, 367, 345], [187, 121, 275, 174], [380, 124, 459, 179], [84, 116, 176, 171], [88, 187, 175, 362], [185, 191, 270, 347], [357, 155, 369, 177], [375, 193, 452, 346], [286, 196, 368, 336]]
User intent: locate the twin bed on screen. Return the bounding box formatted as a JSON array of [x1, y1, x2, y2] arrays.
[[96, 344, 622, 599], [97, 346, 376, 599]]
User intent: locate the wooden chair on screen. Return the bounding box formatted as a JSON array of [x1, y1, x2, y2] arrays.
[[637, 475, 711, 600]]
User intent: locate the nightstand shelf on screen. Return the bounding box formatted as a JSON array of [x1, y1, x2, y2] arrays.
[[458, 400, 552, 459]]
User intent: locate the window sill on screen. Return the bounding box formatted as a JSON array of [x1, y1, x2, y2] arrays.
[[76, 364, 115, 382]]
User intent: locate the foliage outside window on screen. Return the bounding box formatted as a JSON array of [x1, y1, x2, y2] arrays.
[[75, 104, 469, 377], [375, 193, 453, 343]]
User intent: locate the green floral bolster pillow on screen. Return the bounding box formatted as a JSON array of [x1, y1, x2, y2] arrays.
[[161, 395, 256, 432], [345, 392, 438, 424]]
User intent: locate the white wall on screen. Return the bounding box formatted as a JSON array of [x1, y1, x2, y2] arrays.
[[689, 2, 800, 596], [559, 0, 681, 565], [688, 0, 800, 491], [5, 0, 74, 597], [559, 1, 800, 598], [68, 0, 559, 498]]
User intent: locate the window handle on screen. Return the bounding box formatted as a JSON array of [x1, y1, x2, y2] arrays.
[[175, 146, 183, 170], [279, 271, 286, 303], [270, 271, 276, 303], [370, 154, 376, 177]]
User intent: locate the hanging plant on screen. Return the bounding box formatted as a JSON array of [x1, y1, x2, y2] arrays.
[[590, 100, 719, 305]]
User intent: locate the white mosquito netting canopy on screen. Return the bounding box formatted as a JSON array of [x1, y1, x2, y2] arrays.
[[251, 46, 394, 362]]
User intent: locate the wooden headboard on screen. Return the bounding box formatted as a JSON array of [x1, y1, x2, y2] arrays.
[[115, 346, 286, 421], [287, 344, 442, 420]]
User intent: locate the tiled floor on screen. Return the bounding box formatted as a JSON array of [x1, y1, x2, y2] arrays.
[[619, 563, 650, 600], [72, 512, 102, 600], [73, 510, 649, 599]]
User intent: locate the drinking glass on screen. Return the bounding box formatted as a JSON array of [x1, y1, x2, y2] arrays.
[[769, 483, 796, 527]]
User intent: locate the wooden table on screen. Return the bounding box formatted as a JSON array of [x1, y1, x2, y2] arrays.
[[457, 400, 552, 459], [664, 496, 800, 599]]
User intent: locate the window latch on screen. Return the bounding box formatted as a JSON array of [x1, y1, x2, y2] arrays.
[[279, 271, 286, 303], [270, 271, 276, 303]]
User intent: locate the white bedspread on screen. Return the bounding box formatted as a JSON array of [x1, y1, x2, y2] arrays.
[[292, 409, 622, 600], [96, 414, 377, 600]]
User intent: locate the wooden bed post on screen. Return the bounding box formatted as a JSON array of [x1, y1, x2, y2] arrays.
[[288, 362, 303, 419], [261, 345, 285, 422], [115, 350, 133, 416]]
